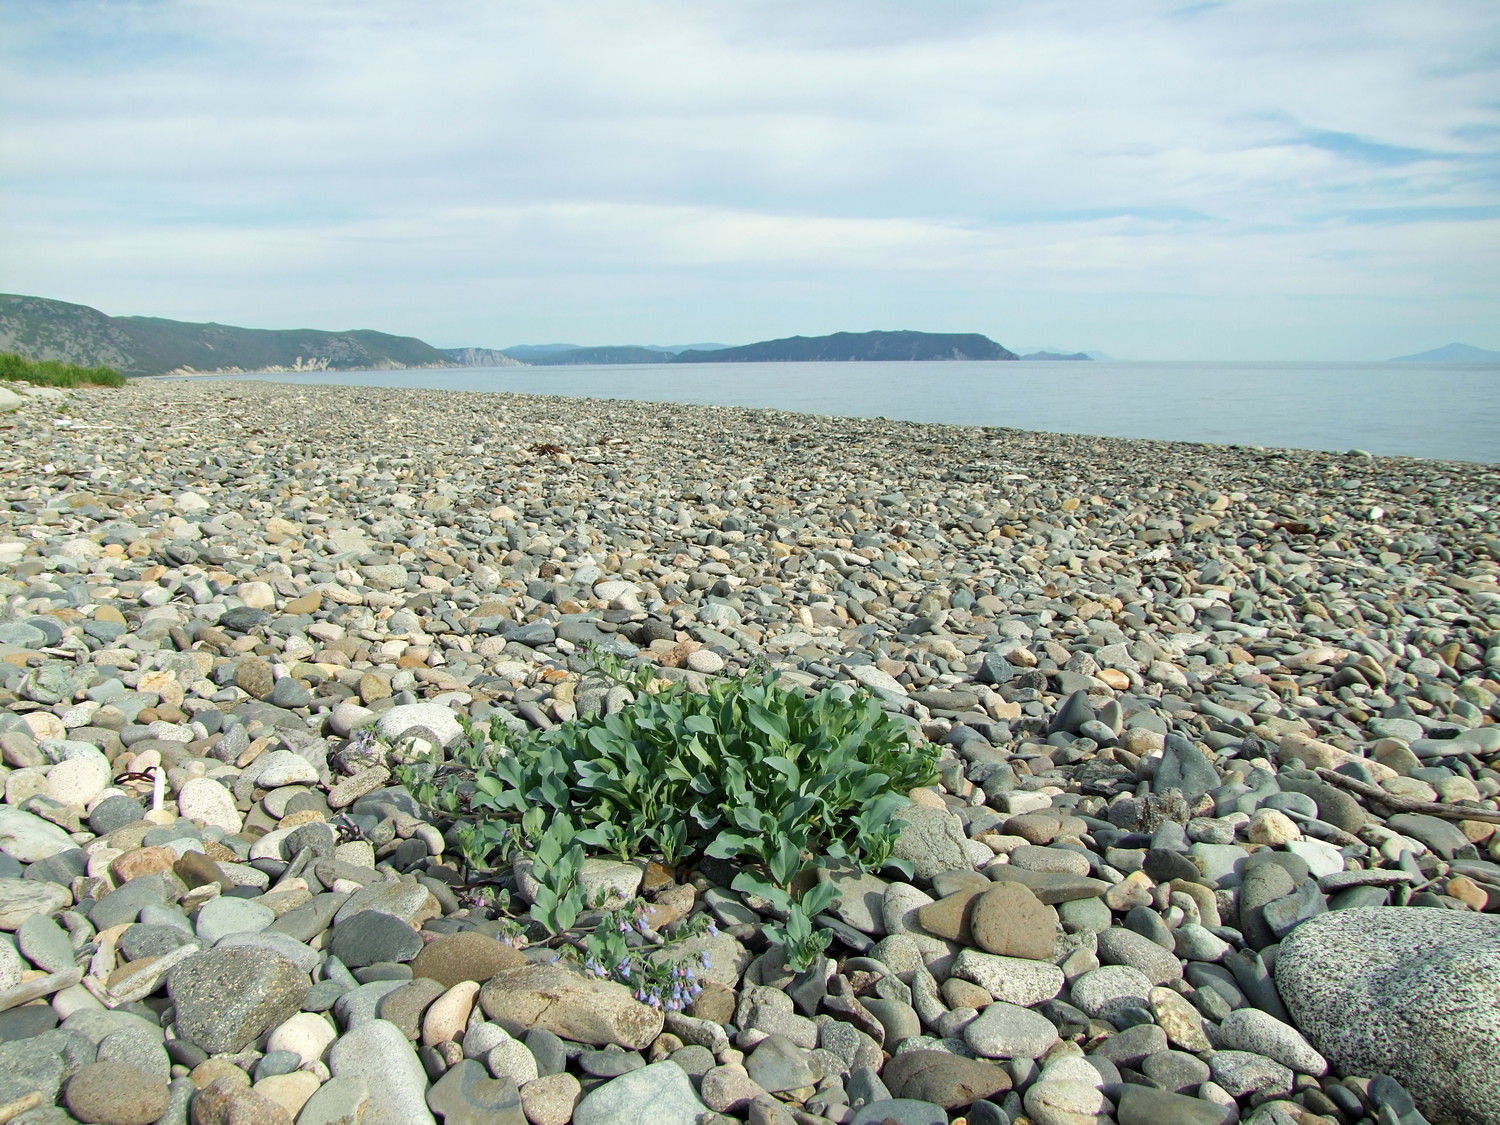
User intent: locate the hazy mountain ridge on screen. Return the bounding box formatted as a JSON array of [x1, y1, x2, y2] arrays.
[[673, 330, 1016, 363], [1391, 343, 1500, 363]]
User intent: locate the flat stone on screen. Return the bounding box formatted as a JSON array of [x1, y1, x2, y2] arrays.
[[1096, 925, 1184, 984], [63, 1060, 170, 1125], [425, 1059, 525, 1124], [951, 947, 1065, 1006], [0, 807, 77, 862], [1068, 965, 1154, 1022], [167, 947, 310, 1054], [882, 1049, 1013, 1107], [572, 1061, 709, 1125], [892, 805, 973, 880], [0, 877, 71, 931], [328, 910, 424, 967], [969, 881, 1058, 959], [375, 702, 463, 749], [295, 1075, 371, 1125], [408, 930, 526, 988], [963, 1000, 1060, 1059], [984, 866, 1109, 904], [479, 962, 664, 1049], [1218, 1007, 1327, 1075], [327, 1019, 436, 1125]]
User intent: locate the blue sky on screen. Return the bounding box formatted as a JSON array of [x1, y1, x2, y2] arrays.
[[2, 0, 1497, 359]]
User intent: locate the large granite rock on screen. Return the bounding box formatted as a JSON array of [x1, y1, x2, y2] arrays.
[[1276, 907, 1500, 1125]]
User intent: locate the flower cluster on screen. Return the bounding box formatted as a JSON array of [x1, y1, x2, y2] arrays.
[[582, 949, 707, 1011], [577, 903, 721, 1012]]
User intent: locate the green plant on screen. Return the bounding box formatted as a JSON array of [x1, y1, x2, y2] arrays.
[[411, 652, 938, 974], [0, 352, 124, 387]]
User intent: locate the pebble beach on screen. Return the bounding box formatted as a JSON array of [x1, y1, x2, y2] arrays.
[[2, 375, 1499, 1125]]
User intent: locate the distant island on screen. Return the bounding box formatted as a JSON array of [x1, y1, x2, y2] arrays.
[[671, 330, 1015, 363], [1390, 342, 1500, 363], [500, 333, 1014, 364], [1020, 350, 1092, 361]]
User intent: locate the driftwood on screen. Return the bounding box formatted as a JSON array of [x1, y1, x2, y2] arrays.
[[1314, 767, 1500, 825]]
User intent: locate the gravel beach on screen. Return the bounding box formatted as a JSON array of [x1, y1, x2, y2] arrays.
[[2, 376, 1499, 1125]]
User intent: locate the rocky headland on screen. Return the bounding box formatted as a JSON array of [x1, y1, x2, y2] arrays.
[[1, 377, 1498, 1125]]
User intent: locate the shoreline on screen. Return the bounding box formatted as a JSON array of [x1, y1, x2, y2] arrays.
[[1, 378, 1498, 1124]]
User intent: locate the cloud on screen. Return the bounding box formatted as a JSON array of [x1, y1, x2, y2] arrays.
[[1, 0, 1497, 357]]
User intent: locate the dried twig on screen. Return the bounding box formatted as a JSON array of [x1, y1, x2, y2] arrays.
[[1314, 767, 1500, 825]]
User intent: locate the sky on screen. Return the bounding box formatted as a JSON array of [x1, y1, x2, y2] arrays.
[[2, 0, 1498, 360]]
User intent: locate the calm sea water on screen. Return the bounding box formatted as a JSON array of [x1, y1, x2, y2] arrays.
[[206, 360, 1500, 464]]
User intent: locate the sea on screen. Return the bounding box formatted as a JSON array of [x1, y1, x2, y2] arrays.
[[203, 359, 1500, 465]]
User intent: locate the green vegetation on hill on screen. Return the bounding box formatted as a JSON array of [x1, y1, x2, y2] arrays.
[[674, 330, 1016, 363], [0, 293, 454, 376], [0, 351, 124, 387]]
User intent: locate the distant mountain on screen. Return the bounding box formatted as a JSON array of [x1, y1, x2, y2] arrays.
[[438, 347, 525, 368], [1021, 351, 1092, 361], [0, 293, 454, 376], [649, 342, 731, 354], [1083, 351, 1114, 361], [1390, 342, 1500, 363], [501, 341, 732, 362], [674, 330, 1016, 363], [518, 345, 676, 365], [501, 343, 585, 359]]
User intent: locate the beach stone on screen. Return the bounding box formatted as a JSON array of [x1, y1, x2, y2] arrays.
[[963, 1000, 1059, 1059], [571, 1061, 709, 1125], [479, 961, 664, 1049], [295, 1077, 371, 1125], [1096, 924, 1184, 984], [520, 1072, 582, 1125], [970, 881, 1058, 959], [881, 1049, 1012, 1108], [1208, 1050, 1293, 1098], [63, 1060, 171, 1125], [745, 1033, 816, 1092], [329, 910, 423, 966], [985, 866, 1109, 904], [1276, 907, 1500, 1124], [1149, 986, 1213, 1052], [408, 929, 526, 988], [377, 976, 446, 1039], [891, 805, 973, 880], [376, 702, 463, 749], [265, 1012, 337, 1066], [1068, 965, 1154, 1022], [425, 1060, 524, 1124], [176, 777, 242, 833], [1024, 1078, 1108, 1125], [951, 947, 1064, 1006], [0, 877, 71, 930], [328, 1019, 436, 1125], [0, 807, 77, 861], [1218, 1007, 1327, 1075], [255, 1071, 320, 1118], [1116, 1084, 1235, 1125], [195, 895, 275, 943], [190, 1075, 295, 1125], [421, 979, 481, 1045], [168, 947, 310, 1054]]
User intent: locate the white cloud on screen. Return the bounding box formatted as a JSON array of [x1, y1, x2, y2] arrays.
[[1, 0, 1496, 357]]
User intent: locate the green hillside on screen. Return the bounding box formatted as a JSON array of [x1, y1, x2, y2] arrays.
[[0, 294, 454, 376]]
